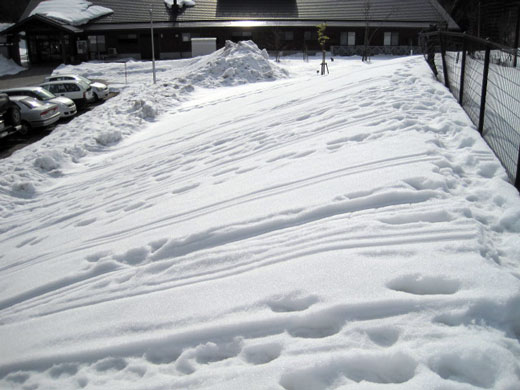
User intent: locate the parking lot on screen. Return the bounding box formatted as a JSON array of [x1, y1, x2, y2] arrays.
[[0, 67, 114, 159]]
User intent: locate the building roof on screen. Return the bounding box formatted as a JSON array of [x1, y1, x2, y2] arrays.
[[19, 0, 459, 30], [1, 14, 83, 35]]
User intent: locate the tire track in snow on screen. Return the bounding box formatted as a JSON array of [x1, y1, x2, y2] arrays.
[[74, 152, 440, 250], [0, 195, 478, 321]]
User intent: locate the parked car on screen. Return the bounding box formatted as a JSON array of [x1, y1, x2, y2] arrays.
[[0, 93, 22, 140], [44, 74, 109, 101], [40, 80, 94, 107], [1, 87, 77, 119], [9, 96, 61, 134]]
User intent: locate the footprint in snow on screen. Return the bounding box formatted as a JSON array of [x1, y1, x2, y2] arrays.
[[266, 293, 319, 313], [241, 343, 282, 365], [279, 352, 417, 389], [386, 274, 460, 295]]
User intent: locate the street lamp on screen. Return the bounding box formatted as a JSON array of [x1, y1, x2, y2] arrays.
[[150, 7, 156, 84]]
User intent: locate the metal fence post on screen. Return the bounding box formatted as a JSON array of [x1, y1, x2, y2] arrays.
[[459, 34, 467, 105], [440, 32, 450, 89], [515, 147, 520, 191], [478, 44, 491, 135]]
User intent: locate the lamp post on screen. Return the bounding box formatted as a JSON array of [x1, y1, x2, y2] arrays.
[[150, 7, 156, 84]]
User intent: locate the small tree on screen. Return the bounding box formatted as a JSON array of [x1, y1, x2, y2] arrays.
[[317, 23, 330, 75]]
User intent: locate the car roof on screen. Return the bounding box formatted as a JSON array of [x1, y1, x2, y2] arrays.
[[47, 74, 79, 78], [41, 80, 83, 84], [1, 86, 46, 92]]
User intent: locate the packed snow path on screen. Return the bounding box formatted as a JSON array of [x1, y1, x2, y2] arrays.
[[1, 49, 519, 389]]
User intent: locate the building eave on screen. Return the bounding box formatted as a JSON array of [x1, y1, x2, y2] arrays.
[[84, 19, 451, 31]]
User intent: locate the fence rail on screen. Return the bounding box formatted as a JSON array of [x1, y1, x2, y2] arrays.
[[331, 45, 420, 57], [420, 31, 520, 191]]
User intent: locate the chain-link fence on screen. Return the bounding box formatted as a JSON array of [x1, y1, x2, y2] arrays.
[[420, 31, 520, 191]]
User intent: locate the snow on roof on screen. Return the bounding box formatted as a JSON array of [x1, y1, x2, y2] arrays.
[[0, 54, 24, 77], [29, 0, 113, 26], [164, 0, 196, 9], [0, 23, 14, 32]]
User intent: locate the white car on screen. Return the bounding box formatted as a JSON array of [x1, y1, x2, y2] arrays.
[[44, 74, 109, 101], [40, 80, 95, 106], [9, 96, 61, 134], [1, 87, 77, 119]]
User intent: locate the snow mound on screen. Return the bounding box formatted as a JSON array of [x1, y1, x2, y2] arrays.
[[29, 0, 113, 26], [0, 41, 289, 205], [189, 40, 289, 87], [0, 54, 24, 76]]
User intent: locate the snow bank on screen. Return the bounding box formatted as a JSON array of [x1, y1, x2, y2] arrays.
[[0, 41, 287, 204], [0, 54, 24, 76], [29, 0, 113, 26], [188, 40, 289, 87]]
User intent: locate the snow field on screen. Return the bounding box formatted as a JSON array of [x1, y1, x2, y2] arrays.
[[0, 43, 519, 389]]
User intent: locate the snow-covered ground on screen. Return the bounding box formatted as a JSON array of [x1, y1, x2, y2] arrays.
[[1, 41, 519, 390]]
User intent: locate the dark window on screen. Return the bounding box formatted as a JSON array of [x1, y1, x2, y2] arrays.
[[65, 84, 80, 92], [384, 32, 399, 46], [117, 34, 138, 43], [341, 32, 356, 46], [88, 35, 106, 59]]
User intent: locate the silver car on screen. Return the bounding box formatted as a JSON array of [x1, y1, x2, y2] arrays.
[[1, 87, 77, 119], [44, 74, 109, 101], [9, 96, 61, 135]]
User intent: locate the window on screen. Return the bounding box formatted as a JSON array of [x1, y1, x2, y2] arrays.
[[117, 34, 138, 43], [65, 84, 80, 92], [88, 35, 106, 58], [232, 31, 252, 38], [284, 31, 294, 41], [384, 32, 399, 46], [341, 32, 356, 46], [182, 33, 191, 42]]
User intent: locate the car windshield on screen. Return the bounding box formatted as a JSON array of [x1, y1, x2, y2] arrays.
[[77, 80, 90, 89], [77, 75, 92, 84], [34, 89, 56, 100]]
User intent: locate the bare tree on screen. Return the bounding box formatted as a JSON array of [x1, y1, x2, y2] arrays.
[[317, 23, 330, 74], [362, 0, 398, 62]]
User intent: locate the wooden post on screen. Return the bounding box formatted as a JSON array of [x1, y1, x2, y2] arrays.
[[478, 45, 491, 135]]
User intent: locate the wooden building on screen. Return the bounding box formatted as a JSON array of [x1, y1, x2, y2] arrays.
[[1, 0, 458, 65]]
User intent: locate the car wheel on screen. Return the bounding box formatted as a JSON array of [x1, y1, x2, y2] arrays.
[[5, 106, 21, 126], [18, 121, 31, 136]]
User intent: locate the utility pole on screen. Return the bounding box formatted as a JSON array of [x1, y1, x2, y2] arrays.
[[150, 7, 156, 84]]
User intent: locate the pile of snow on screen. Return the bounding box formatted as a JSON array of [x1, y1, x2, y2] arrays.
[[164, 0, 196, 8], [1, 52, 520, 390], [187, 40, 289, 87], [0, 54, 24, 76], [29, 0, 113, 26], [0, 41, 287, 203]]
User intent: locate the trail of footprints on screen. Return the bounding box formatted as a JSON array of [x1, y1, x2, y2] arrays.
[[2, 276, 475, 390]]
